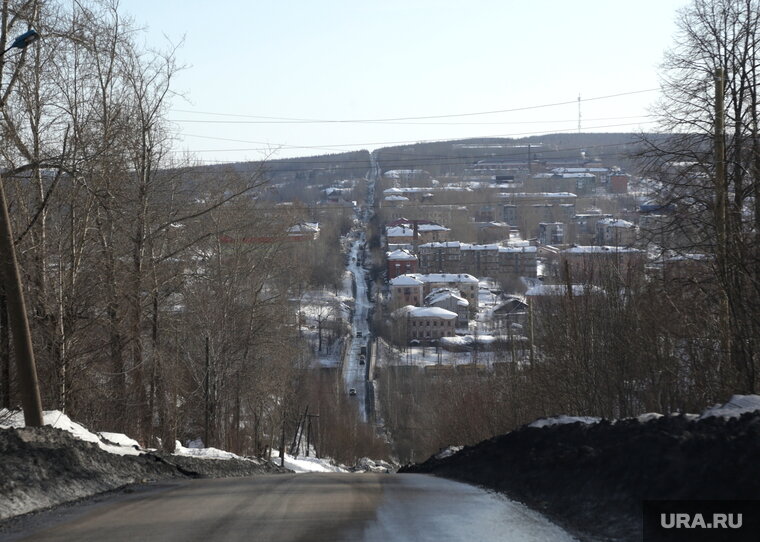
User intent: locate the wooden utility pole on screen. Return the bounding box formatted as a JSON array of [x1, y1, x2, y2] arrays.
[[279, 420, 286, 468], [714, 67, 732, 369], [0, 177, 43, 426], [204, 336, 210, 446], [305, 413, 320, 458]]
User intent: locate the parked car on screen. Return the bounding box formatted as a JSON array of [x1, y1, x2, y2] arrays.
[[356, 331, 362, 338], [349, 388, 357, 396]]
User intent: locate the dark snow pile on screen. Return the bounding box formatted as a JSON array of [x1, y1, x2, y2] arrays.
[[350, 457, 395, 473], [0, 411, 287, 521], [401, 395, 760, 542]]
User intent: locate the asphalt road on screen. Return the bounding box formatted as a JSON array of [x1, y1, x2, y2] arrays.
[[2, 474, 576, 542]]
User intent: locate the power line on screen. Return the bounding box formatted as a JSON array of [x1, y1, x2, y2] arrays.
[[173, 120, 658, 156], [170, 88, 659, 124]]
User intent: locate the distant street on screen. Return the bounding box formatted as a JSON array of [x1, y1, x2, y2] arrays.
[[3, 474, 575, 542], [341, 151, 380, 423]]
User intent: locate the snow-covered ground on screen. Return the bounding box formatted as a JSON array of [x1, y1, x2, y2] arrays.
[[270, 450, 349, 473], [1, 409, 142, 456]]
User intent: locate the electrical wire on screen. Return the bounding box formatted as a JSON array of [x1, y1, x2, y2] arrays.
[[170, 88, 659, 124]]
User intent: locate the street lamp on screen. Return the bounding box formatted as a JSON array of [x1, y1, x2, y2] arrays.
[[0, 29, 43, 427]]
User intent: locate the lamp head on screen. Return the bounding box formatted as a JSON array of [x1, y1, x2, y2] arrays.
[[10, 29, 40, 50]]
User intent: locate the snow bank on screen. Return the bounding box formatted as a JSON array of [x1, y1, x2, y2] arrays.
[[0, 409, 141, 456], [354, 457, 394, 473], [435, 446, 463, 459], [270, 450, 349, 473], [529, 416, 601, 428], [173, 441, 246, 461], [700, 394, 760, 419]]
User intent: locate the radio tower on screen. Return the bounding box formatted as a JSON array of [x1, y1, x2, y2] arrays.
[[577, 93, 581, 133]]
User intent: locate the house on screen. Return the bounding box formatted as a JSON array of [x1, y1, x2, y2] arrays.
[[609, 174, 630, 194], [596, 218, 636, 246], [492, 296, 528, 330], [385, 220, 451, 248], [394, 305, 458, 342], [287, 222, 320, 241], [499, 192, 577, 239], [557, 245, 645, 283], [538, 222, 565, 245], [389, 275, 424, 309], [424, 288, 469, 326], [417, 242, 537, 282], [389, 273, 480, 311], [386, 249, 418, 280]]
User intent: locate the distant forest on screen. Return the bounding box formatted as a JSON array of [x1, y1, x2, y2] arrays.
[[194, 133, 668, 190]]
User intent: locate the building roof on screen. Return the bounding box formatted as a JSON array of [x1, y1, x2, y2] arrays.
[[417, 223, 450, 232], [425, 288, 469, 307], [597, 218, 635, 228], [386, 249, 418, 261], [418, 241, 537, 253], [526, 284, 593, 296], [287, 222, 320, 234], [552, 167, 610, 174], [386, 226, 414, 238], [389, 275, 424, 286], [562, 245, 642, 254], [411, 273, 479, 284], [409, 307, 458, 319], [499, 192, 577, 199]]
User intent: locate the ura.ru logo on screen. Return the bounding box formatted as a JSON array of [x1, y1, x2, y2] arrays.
[[660, 513, 742, 529]]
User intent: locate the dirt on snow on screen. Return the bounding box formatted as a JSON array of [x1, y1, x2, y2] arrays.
[[400, 412, 760, 541], [0, 426, 287, 522]]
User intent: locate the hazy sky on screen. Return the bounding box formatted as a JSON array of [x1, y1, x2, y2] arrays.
[[118, 0, 689, 163]]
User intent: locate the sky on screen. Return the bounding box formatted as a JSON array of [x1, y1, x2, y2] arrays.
[[118, 0, 690, 164]]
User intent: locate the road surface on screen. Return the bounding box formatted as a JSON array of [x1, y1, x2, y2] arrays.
[[1, 474, 577, 542]]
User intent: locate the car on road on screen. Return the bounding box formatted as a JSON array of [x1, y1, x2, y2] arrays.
[[356, 331, 362, 338], [349, 388, 357, 396]]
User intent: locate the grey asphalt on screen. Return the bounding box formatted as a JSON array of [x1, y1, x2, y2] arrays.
[[3, 474, 576, 542]]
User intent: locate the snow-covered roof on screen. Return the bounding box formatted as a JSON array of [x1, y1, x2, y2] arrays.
[[598, 218, 635, 228], [389, 275, 424, 286], [525, 284, 594, 296], [562, 246, 642, 254], [552, 167, 610, 174], [408, 306, 458, 319], [287, 222, 320, 234], [384, 195, 410, 201], [386, 249, 418, 261], [419, 241, 537, 253], [499, 192, 577, 199], [425, 288, 469, 307], [418, 241, 462, 249], [383, 187, 405, 195], [556, 173, 596, 179], [417, 223, 450, 232], [419, 273, 479, 284], [386, 226, 414, 237]]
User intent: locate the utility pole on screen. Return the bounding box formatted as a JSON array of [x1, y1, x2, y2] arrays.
[[0, 177, 43, 426], [0, 30, 43, 427], [714, 67, 731, 369], [204, 336, 210, 446], [279, 420, 286, 468], [305, 413, 319, 458]]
